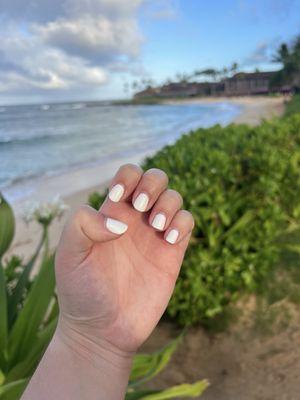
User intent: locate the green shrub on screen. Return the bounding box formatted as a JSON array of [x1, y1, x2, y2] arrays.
[[140, 115, 300, 325], [89, 115, 300, 326], [0, 194, 207, 399], [284, 94, 300, 117], [88, 191, 105, 210]]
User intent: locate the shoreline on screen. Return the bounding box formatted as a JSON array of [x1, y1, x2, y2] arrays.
[[5, 95, 285, 258]]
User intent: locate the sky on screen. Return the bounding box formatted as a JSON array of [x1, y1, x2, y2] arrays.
[[0, 0, 299, 105]]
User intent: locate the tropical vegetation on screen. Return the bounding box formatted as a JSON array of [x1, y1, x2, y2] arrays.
[[90, 112, 300, 326], [272, 35, 300, 91]]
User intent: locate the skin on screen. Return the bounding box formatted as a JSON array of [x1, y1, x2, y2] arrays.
[[22, 164, 194, 400]]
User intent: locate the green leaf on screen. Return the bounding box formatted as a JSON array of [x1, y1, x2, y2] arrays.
[[129, 380, 209, 400], [0, 194, 14, 363], [8, 255, 56, 367], [280, 243, 300, 254], [222, 210, 255, 239], [5, 317, 57, 383], [0, 370, 4, 385], [129, 335, 182, 387], [0, 264, 8, 366], [126, 390, 158, 400], [0, 379, 28, 400], [0, 194, 15, 260], [7, 234, 45, 329]]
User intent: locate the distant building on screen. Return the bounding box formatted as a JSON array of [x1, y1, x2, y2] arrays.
[[133, 70, 293, 99], [224, 71, 277, 95], [134, 86, 160, 99]]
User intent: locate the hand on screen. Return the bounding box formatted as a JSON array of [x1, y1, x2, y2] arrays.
[[55, 164, 194, 356]]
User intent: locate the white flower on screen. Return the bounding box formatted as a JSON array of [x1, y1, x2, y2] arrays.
[[23, 195, 69, 226]]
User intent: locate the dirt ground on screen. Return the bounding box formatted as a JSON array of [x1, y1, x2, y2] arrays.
[[142, 298, 300, 400]]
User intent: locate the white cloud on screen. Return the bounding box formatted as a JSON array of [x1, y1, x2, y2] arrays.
[[0, 30, 107, 93], [0, 0, 146, 101], [33, 15, 142, 62]]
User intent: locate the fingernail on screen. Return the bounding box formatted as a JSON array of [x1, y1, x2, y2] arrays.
[[109, 184, 124, 202], [133, 193, 149, 212], [106, 217, 128, 235], [151, 213, 166, 230], [165, 229, 179, 244]]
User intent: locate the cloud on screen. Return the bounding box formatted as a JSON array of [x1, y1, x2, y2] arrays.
[[244, 42, 270, 65], [0, 26, 107, 93], [0, 0, 147, 101], [33, 15, 142, 63], [243, 39, 280, 67]]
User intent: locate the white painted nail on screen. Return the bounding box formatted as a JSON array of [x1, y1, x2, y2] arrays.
[[106, 218, 128, 235], [151, 213, 166, 230], [165, 229, 179, 244], [109, 184, 124, 202], [133, 193, 149, 212]]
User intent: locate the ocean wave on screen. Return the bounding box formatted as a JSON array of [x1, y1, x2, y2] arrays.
[[40, 104, 50, 111], [0, 130, 73, 146], [0, 107, 6, 113], [49, 103, 87, 111]]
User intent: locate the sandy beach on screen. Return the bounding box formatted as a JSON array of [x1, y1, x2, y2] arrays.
[[6, 95, 285, 259]]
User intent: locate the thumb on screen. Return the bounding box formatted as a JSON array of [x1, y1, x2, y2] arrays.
[[56, 205, 128, 265]]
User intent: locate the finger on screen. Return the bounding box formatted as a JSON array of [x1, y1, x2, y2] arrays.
[[132, 168, 169, 212], [149, 189, 183, 231], [60, 205, 128, 255], [164, 209, 194, 245], [108, 164, 143, 203]]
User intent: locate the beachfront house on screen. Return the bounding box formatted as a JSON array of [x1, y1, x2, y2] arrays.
[[133, 70, 293, 99], [224, 71, 277, 96]]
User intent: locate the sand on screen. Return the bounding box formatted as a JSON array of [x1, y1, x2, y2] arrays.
[[142, 299, 300, 400]]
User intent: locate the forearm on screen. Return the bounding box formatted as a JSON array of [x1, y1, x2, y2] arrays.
[[21, 321, 133, 400]]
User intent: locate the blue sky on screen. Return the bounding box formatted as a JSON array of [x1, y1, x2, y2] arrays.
[[140, 0, 300, 82], [0, 0, 299, 104]]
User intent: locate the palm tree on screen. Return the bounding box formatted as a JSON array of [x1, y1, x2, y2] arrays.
[[230, 62, 239, 75], [272, 43, 289, 63], [194, 68, 219, 81], [271, 35, 300, 91]]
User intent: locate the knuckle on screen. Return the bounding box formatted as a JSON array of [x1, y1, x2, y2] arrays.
[[181, 210, 195, 228], [167, 189, 183, 206], [144, 168, 169, 185], [119, 163, 143, 177], [73, 205, 90, 222]]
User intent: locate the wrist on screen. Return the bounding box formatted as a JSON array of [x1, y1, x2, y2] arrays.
[[55, 316, 134, 374], [22, 317, 134, 400]]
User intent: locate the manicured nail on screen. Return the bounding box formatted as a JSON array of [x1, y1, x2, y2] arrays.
[[106, 217, 128, 235], [133, 193, 149, 212], [165, 229, 179, 244], [151, 213, 166, 230], [109, 184, 124, 202]]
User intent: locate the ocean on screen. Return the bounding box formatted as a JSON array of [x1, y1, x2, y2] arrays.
[[0, 101, 242, 202]]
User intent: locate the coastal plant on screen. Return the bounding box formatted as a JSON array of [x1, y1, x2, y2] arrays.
[[0, 194, 208, 399], [142, 114, 300, 325], [126, 335, 208, 399], [284, 94, 300, 116], [0, 194, 58, 399], [89, 114, 300, 326]]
